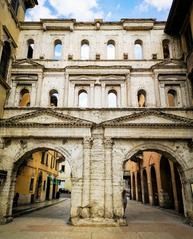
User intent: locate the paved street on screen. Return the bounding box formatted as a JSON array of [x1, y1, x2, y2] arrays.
[[0, 199, 193, 239]]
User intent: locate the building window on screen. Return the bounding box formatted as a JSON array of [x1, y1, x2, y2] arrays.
[[81, 40, 89, 60], [162, 39, 170, 59], [29, 178, 34, 192], [61, 165, 65, 172], [11, 0, 19, 15], [0, 41, 11, 79], [49, 90, 58, 107], [134, 40, 143, 59], [54, 40, 62, 59], [41, 151, 45, 164], [78, 90, 88, 107], [107, 40, 115, 60], [19, 89, 30, 107], [108, 90, 117, 107], [43, 180, 46, 191], [138, 90, 146, 107], [167, 89, 177, 107], [27, 39, 34, 59], [45, 153, 49, 166]]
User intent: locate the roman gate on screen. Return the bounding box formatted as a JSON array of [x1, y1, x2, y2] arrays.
[[0, 19, 193, 226]]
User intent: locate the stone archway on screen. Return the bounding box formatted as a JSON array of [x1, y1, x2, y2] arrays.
[[122, 142, 187, 216], [0, 142, 78, 224]]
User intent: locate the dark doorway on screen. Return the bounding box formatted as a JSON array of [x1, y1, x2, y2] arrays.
[[137, 172, 142, 201], [46, 176, 51, 200]]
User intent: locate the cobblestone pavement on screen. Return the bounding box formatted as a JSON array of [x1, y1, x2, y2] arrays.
[[0, 199, 193, 239]]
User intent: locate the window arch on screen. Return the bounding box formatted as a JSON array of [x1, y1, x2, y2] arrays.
[[78, 90, 88, 107], [81, 40, 89, 60], [162, 39, 170, 59], [138, 90, 146, 107], [107, 40, 115, 60], [49, 89, 59, 107], [0, 41, 11, 79], [167, 89, 177, 107], [27, 39, 34, 59], [54, 40, 62, 59], [134, 40, 143, 59], [19, 89, 30, 107], [108, 90, 117, 107]]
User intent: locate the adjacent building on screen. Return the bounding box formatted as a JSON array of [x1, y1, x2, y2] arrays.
[[0, 0, 38, 117]]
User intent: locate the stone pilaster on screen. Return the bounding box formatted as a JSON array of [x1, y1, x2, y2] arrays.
[[147, 167, 153, 205], [104, 137, 113, 218], [82, 137, 93, 209], [135, 172, 139, 201]]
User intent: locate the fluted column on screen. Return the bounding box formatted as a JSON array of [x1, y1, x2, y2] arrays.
[[104, 137, 113, 218]]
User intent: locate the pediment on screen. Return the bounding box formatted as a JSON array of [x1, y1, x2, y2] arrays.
[[0, 109, 93, 127], [152, 60, 186, 69], [12, 59, 44, 68], [101, 110, 193, 127]]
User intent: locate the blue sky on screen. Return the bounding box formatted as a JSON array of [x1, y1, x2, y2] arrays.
[[26, 0, 173, 21]]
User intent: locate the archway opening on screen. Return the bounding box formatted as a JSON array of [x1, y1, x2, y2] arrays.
[[124, 148, 185, 217], [11, 147, 72, 222]]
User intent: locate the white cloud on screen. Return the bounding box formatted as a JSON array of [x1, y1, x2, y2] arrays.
[[50, 0, 104, 20], [145, 0, 173, 11], [25, 0, 55, 21], [137, 0, 172, 13], [26, 0, 104, 21]]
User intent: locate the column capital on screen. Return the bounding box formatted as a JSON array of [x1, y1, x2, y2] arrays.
[[104, 137, 114, 149], [83, 137, 93, 149]]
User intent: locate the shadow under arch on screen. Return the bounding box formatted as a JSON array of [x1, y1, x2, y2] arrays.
[[124, 142, 186, 176]]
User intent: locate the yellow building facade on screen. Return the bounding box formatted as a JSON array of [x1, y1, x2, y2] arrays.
[[0, 0, 38, 117], [14, 150, 60, 205]]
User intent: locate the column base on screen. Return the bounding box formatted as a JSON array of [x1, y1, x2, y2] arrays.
[[70, 217, 128, 226], [0, 215, 13, 225]]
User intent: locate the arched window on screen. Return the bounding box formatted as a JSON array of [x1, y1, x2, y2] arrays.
[[107, 40, 115, 60], [167, 89, 177, 107], [81, 40, 89, 60], [27, 39, 34, 59], [0, 41, 11, 79], [134, 40, 143, 59], [162, 39, 170, 59], [138, 90, 146, 107], [108, 90, 117, 107], [19, 89, 30, 107], [54, 40, 62, 59], [78, 90, 88, 107], [49, 90, 59, 107]]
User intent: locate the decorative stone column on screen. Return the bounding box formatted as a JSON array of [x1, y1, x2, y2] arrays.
[[82, 137, 93, 210], [169, 160, 179, 212], [104, 137, 113, 218], [36, 73, 43, 106]]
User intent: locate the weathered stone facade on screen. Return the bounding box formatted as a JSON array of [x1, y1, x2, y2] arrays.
[[0, 19, 193, 226]]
